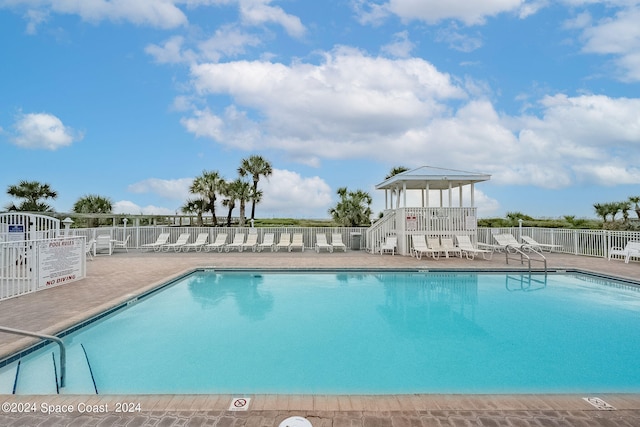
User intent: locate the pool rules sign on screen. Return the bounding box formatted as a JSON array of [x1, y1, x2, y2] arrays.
[[36, 237, 86, 289]]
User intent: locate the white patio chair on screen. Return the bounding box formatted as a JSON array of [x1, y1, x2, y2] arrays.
[[455, 235, 493, 260], [162, 233, 191, 252], [426, 237, 445, 259], [315, 233, 333, 253], [85, 238, 95, 260], [205, 233, 228, 252], [380, 236, 397, 255], [331, 233, 347, 252], [112, 234, 130, 253], [141, 233, 170, 252], [258, 233, 275, 252], [289, 233, 304, 252], [608, 241, 640, 264], [275, 233, 291, 252], [182, 233, 209, 252], [95, 234, 113, 255], [226, 233, 246, 252], [241, 232, 259, 252], [441, 237, 462, 258], [492, 234, 530, 252], [521, 236, 562, 252], [412, 235, 439, 260]]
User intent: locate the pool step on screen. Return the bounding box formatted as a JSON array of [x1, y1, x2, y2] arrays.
[[0, 360, 19, 394], [0, 344, 98, 394]]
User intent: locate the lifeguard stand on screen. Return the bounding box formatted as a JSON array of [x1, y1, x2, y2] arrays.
[[367, 166, 491, 256]]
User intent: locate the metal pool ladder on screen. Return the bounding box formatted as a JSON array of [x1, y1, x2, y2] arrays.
[[0, 326, 66, 389], [504, 245, 547, 274]]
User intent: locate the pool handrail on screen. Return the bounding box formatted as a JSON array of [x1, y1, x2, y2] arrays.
[[0, 325, 66, 389]]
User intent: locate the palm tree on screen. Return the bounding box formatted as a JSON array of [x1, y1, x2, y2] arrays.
[[238, 155, 272, 220], [620, 201, 632, 224], [190, 170, 224, 226], [629, 196, 640, 219], [328, 187, 373, 227], [6, 180, 58, 212], [221, 179, 253, 226], [181, 198, 207, 226], [384, 166, 409, 207], [72, 194, 113, 227], [593, 203, 608, 226]]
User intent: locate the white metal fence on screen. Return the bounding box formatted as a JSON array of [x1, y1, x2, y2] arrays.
[[478, 227, 640, 258], [1, 236, 87, 301], [69, 226, 370, 252]]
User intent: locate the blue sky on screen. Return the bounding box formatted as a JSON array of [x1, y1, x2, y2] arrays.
[[1, 0, 639, 219]]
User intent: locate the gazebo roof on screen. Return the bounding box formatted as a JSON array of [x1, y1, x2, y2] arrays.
[[375, 166, 491, 191]]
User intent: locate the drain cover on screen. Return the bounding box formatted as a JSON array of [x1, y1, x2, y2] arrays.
[[583, 397, 616, 410], [279, 416, 313, 427]]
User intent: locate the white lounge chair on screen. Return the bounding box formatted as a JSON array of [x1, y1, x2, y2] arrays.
[[608, 241, 640, 264], [85, 238, 95, 260], [412, 235, 439, 260], [257, 233, 275, 252], [315, 233, 333, 253], [441, 238, 462, 258], [95, 234, 113, 255], [492, 234, 529, 252], [141, 233, 170, 252], [182, 233, 209, 252], [241, 232, 259, 252], [331, 233, 347, 252], [162, 233, 191, 252], [289, 233, 304, 252], [226, 233, 245, 252], [275, 233, 291, 252], [521, 236, 562, 252], [112, 234, 130, 253], [455, 235, 493, 260], [205, 233, 228, 252], [426, 237, 445, 258], [380, 236, 397, 255]]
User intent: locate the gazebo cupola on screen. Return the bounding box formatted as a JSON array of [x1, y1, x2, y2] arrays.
[[368, 166, 491, 255]]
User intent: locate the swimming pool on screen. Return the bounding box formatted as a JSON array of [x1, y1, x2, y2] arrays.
[[2, 270, 640, 394]]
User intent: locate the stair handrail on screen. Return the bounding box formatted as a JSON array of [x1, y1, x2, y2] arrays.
[[0, 326, 66, 388]]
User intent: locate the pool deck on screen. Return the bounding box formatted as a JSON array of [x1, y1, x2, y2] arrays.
[[1, 249, 639, 426]]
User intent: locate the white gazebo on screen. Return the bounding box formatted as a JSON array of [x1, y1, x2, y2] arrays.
[[367, 166, 491, 255]]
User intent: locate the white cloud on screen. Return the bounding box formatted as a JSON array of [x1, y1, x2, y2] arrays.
[[568, 5, 640, 81], [127, 178, 193, 200], [259, 169, 333, 217], [238, 0, 306, 38], [360, 0, 526, 26], [113, 200, 176, 215], [182, 49, 640, 190], [380, 31, 415, 58], [7, 0, 189, 31], [11, 112, 82, 150]]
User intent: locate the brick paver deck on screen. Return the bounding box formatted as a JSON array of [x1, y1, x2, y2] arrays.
[[1, 249, 639, 426]]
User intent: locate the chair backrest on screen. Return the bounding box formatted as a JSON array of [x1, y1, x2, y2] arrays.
[[412, 235, 427, 249], [85, 238, 96, 251], [456, 235, 473, 248], [277, 233, 290, 245], [155, 233, 170, 244], [626, 241, 640, 251], [426, 237, 440, 249], [441, 238, 455, 249], [213, 233, 228, 244], [262, 233, 274, 244], [386, 236, 397, 247], [175, 233, 191, 244], [245, 233, 258, 244], [194, 233, 208, 244], [331, 233, 344, 244], [316, 234, 328, 244], [292, 233, 303, 243], [232, 233, 245, 244]]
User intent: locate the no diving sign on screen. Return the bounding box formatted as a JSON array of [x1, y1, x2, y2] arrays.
[[229, 397, 251, 411]]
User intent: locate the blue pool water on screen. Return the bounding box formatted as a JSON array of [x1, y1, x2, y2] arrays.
[[3, 270, 640, 394]]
